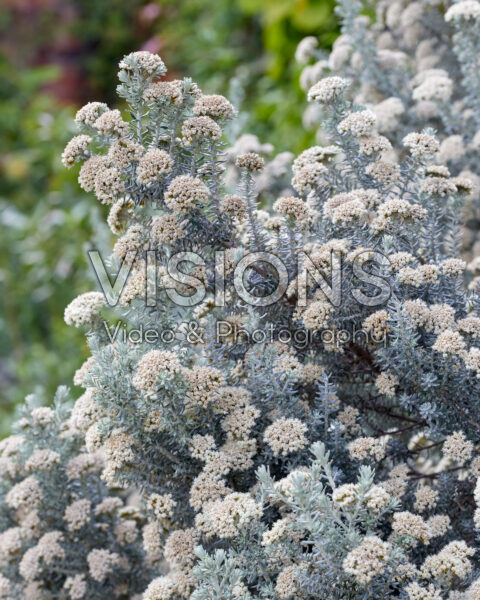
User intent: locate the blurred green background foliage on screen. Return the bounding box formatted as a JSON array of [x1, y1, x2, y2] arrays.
[[0, 0, 338, 434]]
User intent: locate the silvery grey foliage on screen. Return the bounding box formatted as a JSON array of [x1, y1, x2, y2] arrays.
[[193, 442, 476, 600], [298, 0, 480, 263], [0, 386, 149, 599], [9, 14, 480, 598]]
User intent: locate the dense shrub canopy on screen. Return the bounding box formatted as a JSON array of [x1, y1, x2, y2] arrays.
[[3, 0, 480, 598]]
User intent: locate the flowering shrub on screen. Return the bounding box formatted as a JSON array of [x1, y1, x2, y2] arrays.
[[0, 387, 148, 599], [297, 0, 480, 264], [6, 1, 480, 595]]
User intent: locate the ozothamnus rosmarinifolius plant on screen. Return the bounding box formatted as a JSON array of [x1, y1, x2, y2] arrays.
[[297, 0, 480, 265], [8, 14, 480, 598], [0, 386, 149, 599]]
